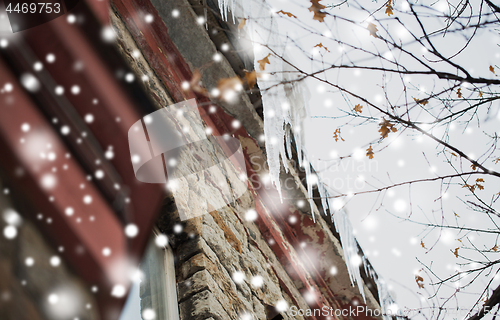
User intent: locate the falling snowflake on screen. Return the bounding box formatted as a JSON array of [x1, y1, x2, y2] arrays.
[[102, 247, 111, 256], [50, 256, 61, 267], [232, 271, 246, 284], [124, 224, 139, 238], [83, 195, 92, 204], [3, 225, 17, 239], [20, 73, 41, 92], [245, 209, 258, 221], [46, 53, 56, 63], [155, 234, 168, 247], [111, 284, 126, 298], [251, 275, 263, 288], [275, 300, 288, 312], [142, 309, 156, 320]]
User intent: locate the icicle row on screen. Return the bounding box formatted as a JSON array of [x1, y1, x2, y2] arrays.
[[217, 0, 309, 202], [217, 0, 393, 315]]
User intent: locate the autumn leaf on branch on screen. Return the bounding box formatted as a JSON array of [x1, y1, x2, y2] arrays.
[[413, 97, 429, 105], [495, 158, 500, 164], [257, 53, 271, 71], [457, 88, 462, 98], [479, 91, 483, 98], [454, 212, 460, 218], [462, 177, 485, 192], [421, 240, 426, 249], [454, 247, 459, 258], [415, 274, 425, 289], [333, 128, 344, 142], [243, 70, 258, 88], [238, 18, 247, 30], [490, 65, 495, 74], [367, 22, 379, 38], [385, 0, 394, 16], [314, 43, 330, 52], [276, 10, 297, 18], [308, 0, 327, 23], [492, 244, 498, 252], [353, 104, 363, 113], [471, 163, 477, 170], [462, 183, 476, 192], [366, 145, 374, 159], [378, 118, 397, 139]]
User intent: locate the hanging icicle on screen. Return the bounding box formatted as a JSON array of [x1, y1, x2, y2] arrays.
[[218, 0, 309, 202]]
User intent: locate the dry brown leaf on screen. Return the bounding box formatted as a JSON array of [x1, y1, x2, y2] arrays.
[[462, 183, 475, 192], [238, 18, 247, 30], [367, 22, 379, 38], [490, 65, 495, 74], [354, 104, 363, 113], [243, 70, 258, 88], [333, 128, 344, 142], [492, 244, 498, 252], [378, 118, 397, 139], [308, 0, 327, 22], [385, 0, 394, 16], [453, 247, 459, 258], [314, 43, 330, 52], [421, 240, 426, 249], [414, 97, 429, 105], [415, 274, 425, 289], [366, 145, 374, 159], [479, 91, 483, 98], [257, 53, 271, 71], [471, 163, 477, 170], [457, 88, 462, 98], [276, 10, 297, 18], [454, 212, 460, 218]]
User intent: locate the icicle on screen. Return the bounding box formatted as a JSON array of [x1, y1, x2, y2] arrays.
[[203, 0, 208, 30], [331, 206, 366, 301], [316, 180, 329, 217], [217, 0, 309, 203], [303, 155, 315, 222]]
